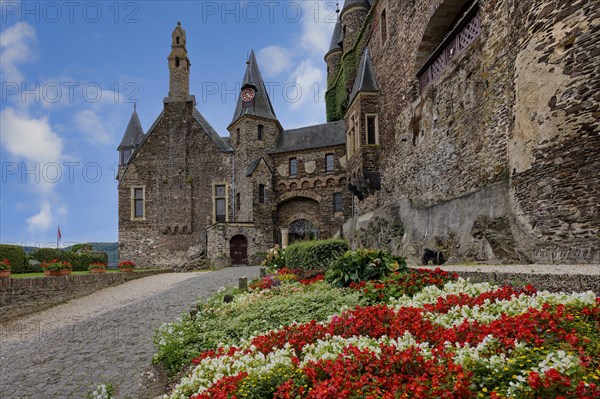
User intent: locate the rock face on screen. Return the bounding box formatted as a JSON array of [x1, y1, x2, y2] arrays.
[[330, 0, 599, 264]]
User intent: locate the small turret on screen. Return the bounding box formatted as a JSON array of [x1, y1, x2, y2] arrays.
[[340, 0, 371, 54], [324, 15, 344, 85], [167, 22, 191, 101], [117, 104, 145, 178]]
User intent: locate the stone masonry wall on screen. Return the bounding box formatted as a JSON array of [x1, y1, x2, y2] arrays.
[[509, 0, 600, 262], [336, 0, 598, 263], [272, 144, 351, 240], [0, 271, 168, 322]]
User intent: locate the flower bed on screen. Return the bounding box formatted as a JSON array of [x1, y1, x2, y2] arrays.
[[158, 268, 599, 399]]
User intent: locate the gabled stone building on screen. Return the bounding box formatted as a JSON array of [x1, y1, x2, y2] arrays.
[[117, 23, 351, 268]]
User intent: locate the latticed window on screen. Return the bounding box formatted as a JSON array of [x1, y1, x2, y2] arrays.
[[289, 158, 297, 177], [326, 154, 334, 172]]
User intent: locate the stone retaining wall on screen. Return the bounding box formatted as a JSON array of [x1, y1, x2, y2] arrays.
[[450, 271, 600, 296], [0, 270, 170, 321]]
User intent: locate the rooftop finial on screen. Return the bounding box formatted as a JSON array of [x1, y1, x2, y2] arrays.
[[134, 102, 137, 111], [177, 20, 181, 26]]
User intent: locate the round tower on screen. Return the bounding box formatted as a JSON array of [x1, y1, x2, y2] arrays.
[[324, 18, 344, 86], [340, 0, 371, 54]]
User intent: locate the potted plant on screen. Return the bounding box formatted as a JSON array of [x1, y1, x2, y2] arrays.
[[0, 259, 10, 278], [41, 259, 71, 277], [89, 262, 107, 274], [118, 260, 136, 273]]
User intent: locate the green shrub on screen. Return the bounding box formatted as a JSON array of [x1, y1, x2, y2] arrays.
[[0, 244, 27, 273], [153, 281, 359, 373], [325, 248, 408, 287], [285, 239, 349, 277], [30, 247, 107, 272]]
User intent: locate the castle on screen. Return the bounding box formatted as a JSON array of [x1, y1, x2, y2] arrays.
[[118, 0, 599, 268]]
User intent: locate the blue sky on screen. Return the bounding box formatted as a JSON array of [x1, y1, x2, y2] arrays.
[[0, 0, 340, 247]]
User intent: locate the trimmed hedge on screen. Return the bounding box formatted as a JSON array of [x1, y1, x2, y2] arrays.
[[285, 239, 349, 278], [0, 244, 27, 273], [30, 247, 108, 272]]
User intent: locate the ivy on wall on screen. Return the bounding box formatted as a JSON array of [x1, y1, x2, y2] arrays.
[[326, 7, 376, 122]]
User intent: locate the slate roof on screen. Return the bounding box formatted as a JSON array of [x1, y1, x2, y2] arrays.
[[269, 120, 346, 154], [350, 48, 379, 103], [342, 0, 372, 12], [246, 157, 272, 177], [230, 50, 277, 126], [118, 106, 145, 149], [328, 20, 343, 53], [192, 108, 234, 152]]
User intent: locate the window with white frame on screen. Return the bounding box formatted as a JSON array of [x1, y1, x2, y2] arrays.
[[366, 114, 379, 145], [214, 184, 227, 223], [131, 187, 145, 219]]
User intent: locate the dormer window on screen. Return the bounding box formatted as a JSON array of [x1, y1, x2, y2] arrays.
[[120, 148, 133, 165]]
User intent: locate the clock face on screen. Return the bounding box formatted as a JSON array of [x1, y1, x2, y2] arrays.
[[241, 88, 255, 102]]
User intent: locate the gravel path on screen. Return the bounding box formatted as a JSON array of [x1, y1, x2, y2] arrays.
[[0, 267, 260, 399]]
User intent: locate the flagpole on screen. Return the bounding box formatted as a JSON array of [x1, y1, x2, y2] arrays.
[[57, 225, 60, 250]]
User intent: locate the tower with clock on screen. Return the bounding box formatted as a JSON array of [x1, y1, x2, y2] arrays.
[[228, 50, 283, 225]]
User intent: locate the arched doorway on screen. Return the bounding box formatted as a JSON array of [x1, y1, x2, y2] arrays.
[[288, 219, 319, 244], [230, 235, 248, 265]]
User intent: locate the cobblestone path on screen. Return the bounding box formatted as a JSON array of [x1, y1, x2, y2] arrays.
[[0, 267, 260, 399]]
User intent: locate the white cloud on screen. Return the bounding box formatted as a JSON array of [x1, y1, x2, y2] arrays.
[[0, 107, 64, 164], [290, 60, 325, 110], [258, 45, 292, 77], [72, 109, 112, 145], [299, 2, 337, 57], [26, 201, 53, 231], [0, 21, 36, 84]]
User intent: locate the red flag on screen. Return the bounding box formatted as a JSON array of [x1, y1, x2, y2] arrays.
[[57, 226, 62, 241]]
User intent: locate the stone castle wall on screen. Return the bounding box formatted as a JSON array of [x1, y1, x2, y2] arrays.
[[339, 0, 599, 264]]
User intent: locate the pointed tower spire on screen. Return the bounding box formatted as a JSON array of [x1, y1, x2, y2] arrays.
[[230, 50, 277, 126], [167, 21, 191, 101], [349, 48, 379, 103], [118, 105, 145, 166]]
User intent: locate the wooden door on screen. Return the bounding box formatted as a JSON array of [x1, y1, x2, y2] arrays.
[[230, 235, 248, 265]]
